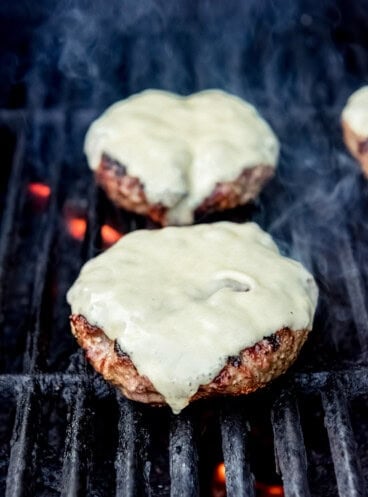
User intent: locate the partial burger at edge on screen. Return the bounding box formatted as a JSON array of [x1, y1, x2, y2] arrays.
[[342, 86, 368, 176]]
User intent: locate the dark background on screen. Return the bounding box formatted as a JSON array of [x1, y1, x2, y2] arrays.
[[1, 0, 368, 110]]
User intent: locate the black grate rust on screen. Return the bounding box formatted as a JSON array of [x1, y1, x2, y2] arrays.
[[2, 1, 368, 496]]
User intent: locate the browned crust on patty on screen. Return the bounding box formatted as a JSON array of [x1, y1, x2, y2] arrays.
[[94, 154, 274, 226], [70, 314, 309, 407], [196, 165, 274, 215], [342, 119, 368, 177], [95, 154, 168, 224]]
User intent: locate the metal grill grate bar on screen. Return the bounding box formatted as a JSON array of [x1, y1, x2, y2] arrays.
[[294, 367, 368, 395], [221, 408, 255, 497], [170, 412, 199, 497], [0, 130, 26, 313], [272, 390, 311, 497], [2, 366, 368, 395], [339, 235, 368, 351], [85, 183, 99, 260], [138, 421, 152, 497], [115, 395, 139, 497], [5, 381, 35, 497], [23, 161, 63, 372], [322, 382, 366, 497], [61, 385, 88, 497], [2, 365, 368, 396]]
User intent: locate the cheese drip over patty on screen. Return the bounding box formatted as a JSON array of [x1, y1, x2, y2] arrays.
[[342, 86, 368, 135], [67, 222, 318, 413], [84, 89, 279, 224]]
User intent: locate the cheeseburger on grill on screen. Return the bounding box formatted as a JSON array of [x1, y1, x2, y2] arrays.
[[84, 90, 279, 225], [342, 86, 368, 177], [67, 222, 318, 413]]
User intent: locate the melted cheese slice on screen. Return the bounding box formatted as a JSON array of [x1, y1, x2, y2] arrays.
[[342, 86, 368, 135], [84, 90, 279, 224], [67, 222, 318, 413]]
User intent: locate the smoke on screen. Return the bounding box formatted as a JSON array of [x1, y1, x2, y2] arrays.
[[26, 0, 368, 364], [28, 0, 356, 107]]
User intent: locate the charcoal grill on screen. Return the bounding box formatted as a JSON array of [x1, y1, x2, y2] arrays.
[[2, 1, 368, 496]]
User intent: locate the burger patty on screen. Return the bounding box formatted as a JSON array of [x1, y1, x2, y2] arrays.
[[70, 314, 309, 406], [95, 153, 274, 226], [85, 90, 280, 226], [342, 119, 368, 178]]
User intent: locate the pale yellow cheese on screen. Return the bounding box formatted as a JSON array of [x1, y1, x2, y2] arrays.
[[342, 86, 368, 135], [67, 222, 318, 413], [84, 90, 279, 224]]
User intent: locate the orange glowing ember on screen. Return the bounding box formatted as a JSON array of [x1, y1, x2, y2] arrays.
[[212, 462, 226, 497], [256, 481, 284, 497], [101, 224, 122, 246], [67, 217, 87, 241], [214, 462, 226, 483], [28, 182, 51, 199], [212, 462, 284, 497]]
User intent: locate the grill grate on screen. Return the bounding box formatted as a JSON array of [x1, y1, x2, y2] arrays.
[[2, 1, 368, 489], [322, 382, 366, 497], [2, 370, 368, 496], [221, 408, 255, 497], [170, 412, 199, 497], [272, 390, 310, 496], [0, 107, 367, 497]]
